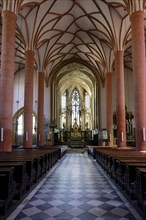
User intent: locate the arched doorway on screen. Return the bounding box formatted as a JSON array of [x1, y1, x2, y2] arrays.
[[13, 108, 37, 146]]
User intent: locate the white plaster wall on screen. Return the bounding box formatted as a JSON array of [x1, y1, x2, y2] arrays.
[[13, 69, 51, 121], [124, 69, 134, 113], [13, 69, 39, 115], [44, 83, 50, 122], [99, 68, 134, 131], [33, 71, 38, 113], [112, 72, 116, 112], [13, 69, 25, 114], [100, 85, 106, 129], [112, 69, 134, 114]]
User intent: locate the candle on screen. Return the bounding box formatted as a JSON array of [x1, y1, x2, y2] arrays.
[[109, 134, 111, 141], [121, 132, 123, 142], [1, 128, 3, 142], [26, 132, 28, 142], [143, 127, 146, 141]]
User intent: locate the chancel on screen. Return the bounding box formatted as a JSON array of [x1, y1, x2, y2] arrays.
[[0, 0, 146, 220]]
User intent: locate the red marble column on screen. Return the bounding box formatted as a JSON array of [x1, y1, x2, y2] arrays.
[[106, 72, 113, 146], [0, 11, 16, 151], [115, 50, 126, 147], [37, 72, 44, 146], [130, 11, 146, 151], [23, 50, 34, 148]]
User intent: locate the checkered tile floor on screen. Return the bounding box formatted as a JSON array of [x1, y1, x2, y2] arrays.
[[8, 153, 143, 220]]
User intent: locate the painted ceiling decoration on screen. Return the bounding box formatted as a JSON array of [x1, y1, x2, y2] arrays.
[[0, 0, 146, 85]]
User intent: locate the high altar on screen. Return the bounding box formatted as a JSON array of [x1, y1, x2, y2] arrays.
[[62, 119, 90, 147]]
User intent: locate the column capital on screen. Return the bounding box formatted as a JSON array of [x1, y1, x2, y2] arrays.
[[130, 10, 144, 22], [2, 10, 17, 23], [106, 72, 112, 76], [2, 0, 18, 15], [126, 0, 145, 15], [114, 50, 124, 56], [105, 72, 112, 82], [38, 71, 44, 76], [25, 50, 35, 56]]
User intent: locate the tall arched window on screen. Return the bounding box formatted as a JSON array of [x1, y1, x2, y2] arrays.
[[84, 91, 91, 129], [72, 89, 80, 126], [61, 92, 67, 128], [13, 109, 37, 145], [85, 92, 90, 109]]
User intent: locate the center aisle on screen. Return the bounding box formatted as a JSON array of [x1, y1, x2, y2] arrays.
[[8, 153, 142, 220]]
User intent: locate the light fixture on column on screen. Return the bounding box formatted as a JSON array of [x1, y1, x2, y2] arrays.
[[109, 134, 111, 142], [26, 131, 28, 142], [142, 127, 146, 141], [0, 128, 4, 142], [35, 99, 37, 112], [121, 132, 124, 142]]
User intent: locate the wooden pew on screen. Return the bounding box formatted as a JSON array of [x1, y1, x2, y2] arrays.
[[14, 147, 60, 172], [13, 149, 46, 179], [95, 147, 136, 171], [114, 159, 146, 187], [0, 167, 16, 216], [134, 167, 146, 217], [95, 148, 145, 177], [0, 161, 27, 200], [110, 155, 146, 180], [0, 155, 36, 189], [94, 147, 146, 218], [123, 162, 146, 198], [0, 147, 61, 218]]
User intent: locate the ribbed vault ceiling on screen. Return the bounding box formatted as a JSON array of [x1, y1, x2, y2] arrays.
[[0, 0, 146, 84], [56, 62, 96, 97]]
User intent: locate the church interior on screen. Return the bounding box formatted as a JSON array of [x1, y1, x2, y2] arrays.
[[0, 0, 146, 219]]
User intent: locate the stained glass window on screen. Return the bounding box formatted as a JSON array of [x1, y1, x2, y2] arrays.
[[72, 89, 80, 126]]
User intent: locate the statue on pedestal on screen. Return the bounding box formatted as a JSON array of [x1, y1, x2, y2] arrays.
[[72, 118, 79, 137]]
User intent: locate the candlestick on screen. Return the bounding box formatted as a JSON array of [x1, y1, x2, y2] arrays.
[[143, 127, 146, 141], [121, 132, 123, 142], [26, 132, 28, 142], [1, 128, 4, 142], [109, 134, 111, 142]]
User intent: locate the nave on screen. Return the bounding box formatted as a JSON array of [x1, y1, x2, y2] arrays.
[[8, 153, 142, 220]]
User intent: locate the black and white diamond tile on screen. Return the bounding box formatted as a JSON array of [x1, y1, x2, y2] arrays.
[[8, 153, 143, 220]]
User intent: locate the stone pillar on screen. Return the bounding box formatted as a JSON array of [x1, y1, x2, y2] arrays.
[[23, 50, 34, 148], [106, 72, 113, 146], [0, 11, 16, 151], [37, 72, 44, 146], [115, 51, 126, 147], [130, 11, 146, 151]]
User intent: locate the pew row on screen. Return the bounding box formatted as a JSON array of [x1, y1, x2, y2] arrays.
[[0, 147, 65, 218], [91, 147, 146, 218], [0, 167, 16, 216], [135, 167, 146, 216]]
